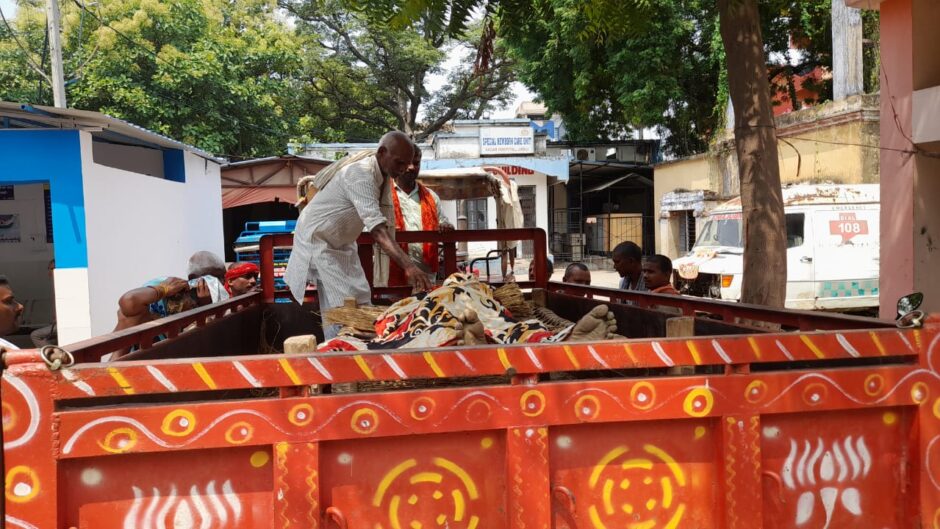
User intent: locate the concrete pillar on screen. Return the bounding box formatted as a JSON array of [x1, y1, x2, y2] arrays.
[[878, 0, 940, 318], [879, 0, 915, 318]]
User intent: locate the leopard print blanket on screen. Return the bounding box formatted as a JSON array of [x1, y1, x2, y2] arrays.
[[319, 273, 573, 351]]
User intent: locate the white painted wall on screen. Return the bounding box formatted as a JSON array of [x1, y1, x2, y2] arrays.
[[78, 132, 224, 337], [54, 268, 91, 346], [0, 183, 55, 326], [435, 136, 480, 159], [913, 85, 940, 144]]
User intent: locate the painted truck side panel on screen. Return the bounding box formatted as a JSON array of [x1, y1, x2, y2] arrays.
[[3, 322, 934, 529], [4, 228, 928, 529]]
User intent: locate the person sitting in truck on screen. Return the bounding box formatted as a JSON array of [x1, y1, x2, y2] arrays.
[[613, 241, 647, 291], [563, 262, 592, 286], [642, 254, 680, 295], [285, 131, 434, 340], [528, 257, 554, 282], [0, 276, 24, 350], [380, 146, 454, 286], [226, 262, 259, 296], [110, 275, 229, 360], [187, 251, 227, 282]]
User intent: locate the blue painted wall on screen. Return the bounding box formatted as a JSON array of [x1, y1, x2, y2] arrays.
[[0, 130, 87, 267], [162, 148, 186, 183]]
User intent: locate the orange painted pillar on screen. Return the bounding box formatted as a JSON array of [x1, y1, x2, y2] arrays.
[[273, 441, 321, 528], [506, 426, 552, 528], [720, 414, 763, 528], [879, 0, 916, 318]]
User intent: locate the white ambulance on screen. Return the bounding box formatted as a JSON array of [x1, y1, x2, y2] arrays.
[[672, 184, 880, 311]]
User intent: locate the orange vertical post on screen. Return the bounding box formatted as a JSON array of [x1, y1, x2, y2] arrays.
[[506, 426, 551, 529], [273, 441, 321, 529], [720, 414, 763, 529]]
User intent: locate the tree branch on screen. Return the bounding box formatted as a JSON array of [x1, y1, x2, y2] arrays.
[[0, 6, 52, 83], [320, 14, 378, 71], [418, 75, 476, 139], [366, 30, 419, 103]]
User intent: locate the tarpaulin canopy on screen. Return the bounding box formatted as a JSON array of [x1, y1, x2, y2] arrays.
[[222, 187, 296, 208], [221, 155, 331, 209], [417, 167, 502, 201]]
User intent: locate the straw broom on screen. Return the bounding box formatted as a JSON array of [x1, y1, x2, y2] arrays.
[[324, 305, 388, 333], [493, 283, 576, 331], [493, 283, 532, 319]]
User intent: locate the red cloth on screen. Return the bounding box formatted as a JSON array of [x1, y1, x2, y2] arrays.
[[226, 262, 259, 282], [651, 284, 680, 295], [388, 183, 440, 286]]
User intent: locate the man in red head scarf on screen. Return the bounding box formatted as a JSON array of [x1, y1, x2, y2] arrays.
[[226, 262, 260, 296]]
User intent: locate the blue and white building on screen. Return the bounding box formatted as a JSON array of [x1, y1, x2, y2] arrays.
[[0, 103, 224, 345]]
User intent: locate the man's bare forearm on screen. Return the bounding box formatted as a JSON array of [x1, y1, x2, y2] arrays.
[[371, 224, 415, 270]]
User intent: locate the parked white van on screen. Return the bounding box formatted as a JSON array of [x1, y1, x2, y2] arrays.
[[672, 184, 879, 311]]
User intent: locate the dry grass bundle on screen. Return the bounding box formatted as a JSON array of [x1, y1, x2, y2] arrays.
[[532, 306, 575, 331], [493, 283, 532, 319], [324, 305, 388, 333]]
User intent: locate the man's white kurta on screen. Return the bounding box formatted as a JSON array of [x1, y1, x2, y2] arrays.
[[372, 181, 448, 287], [394, 181, 448, 262], [285, 155, 388, 311]]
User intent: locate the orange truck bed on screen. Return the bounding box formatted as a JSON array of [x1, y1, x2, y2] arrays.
[[2, 230, 937, 529]]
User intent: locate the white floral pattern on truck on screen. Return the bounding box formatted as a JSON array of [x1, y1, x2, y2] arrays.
[[781, 435, 872, 529]]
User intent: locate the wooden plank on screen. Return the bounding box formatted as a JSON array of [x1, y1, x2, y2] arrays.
[[121, 304, 263, 362], [666, 316, 696, 338], [667, 317, 696, 374], [284, 335, 317, 354], [545, 291, 770, 340]]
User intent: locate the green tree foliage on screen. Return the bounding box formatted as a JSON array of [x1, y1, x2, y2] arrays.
[[498, 0, 722, 155], [0, 0, 304, 158], [363, 0, 861, 158], [759, 0, 832, 111], [861, 9, 879, 94], [282, 0, 516, 141]]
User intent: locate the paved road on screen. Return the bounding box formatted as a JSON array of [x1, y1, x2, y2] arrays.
[[513, 259, 622, 289]]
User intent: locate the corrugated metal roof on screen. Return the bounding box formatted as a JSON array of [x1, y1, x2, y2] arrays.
[[221, 154, 332, 169], [0, 102, 221, 162]]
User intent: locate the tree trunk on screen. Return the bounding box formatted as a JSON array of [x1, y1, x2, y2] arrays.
[[832, 0, 864, 100], [718, 0, 787, 307]]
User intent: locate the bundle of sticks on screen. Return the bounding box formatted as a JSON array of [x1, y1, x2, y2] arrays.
[[493, 283, 574, 331], [324, 304, 387, 334], [492, 283, 532, 319]]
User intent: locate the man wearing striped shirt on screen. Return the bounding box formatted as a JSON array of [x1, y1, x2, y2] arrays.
[[285, 131, 433, 338]]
